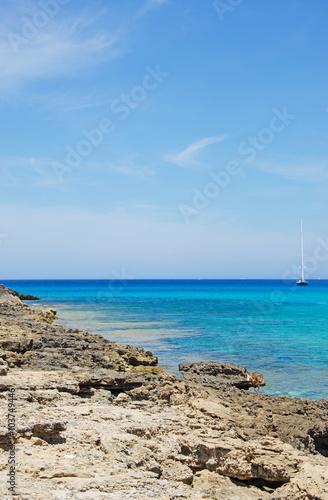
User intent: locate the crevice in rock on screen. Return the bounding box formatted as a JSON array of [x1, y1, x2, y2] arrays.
[[34, 434, 66, 445], [311, 435, 328, 457], [230, 476, 286, 492]]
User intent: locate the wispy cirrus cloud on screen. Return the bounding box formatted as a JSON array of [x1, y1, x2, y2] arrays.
[[0, 8, 124, 96], [0, 32, 121, 94], [0, 154, 155, 187], [0, 156, 60, 187], [164, 135, 227, 168], [83, 156, 156, 180], [137, 0, 170, 17], [256, 158, 328, 183], [107, 163, 155, 179]]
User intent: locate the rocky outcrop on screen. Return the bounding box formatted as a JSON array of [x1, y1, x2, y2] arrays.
[[0, 284, 40, 301], [179, 362, 328, 457], [1, 365, 327, 499], [0, 285, 328, 500], [19, 293, 40, 301], [271, 461, 328, 499], [176, 435, 300, 483], [0, 287, 159, 373], [0, 285, 23, 306], [179, 360, 265, 390]]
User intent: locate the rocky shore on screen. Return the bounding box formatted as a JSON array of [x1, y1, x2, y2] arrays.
[[0, 285, 328, 500]]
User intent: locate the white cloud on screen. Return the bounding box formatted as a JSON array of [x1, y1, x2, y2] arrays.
[[108, 163, 155, 179], [256, 159, 328, 183], [0, 156, 56, 186], [0, 154, 156, 187], [0, 13, 123, 95], [164, 135, 226, 168], [83, 157, 156, 180], [136, 0, 170, 18]]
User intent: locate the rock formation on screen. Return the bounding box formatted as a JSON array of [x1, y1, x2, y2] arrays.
[[0, 285, 327, 500]]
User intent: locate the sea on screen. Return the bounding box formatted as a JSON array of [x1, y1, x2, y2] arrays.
[[3, 279, 328, 401]]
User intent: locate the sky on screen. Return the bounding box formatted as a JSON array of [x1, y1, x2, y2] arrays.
[[0, 0, 328, 279]]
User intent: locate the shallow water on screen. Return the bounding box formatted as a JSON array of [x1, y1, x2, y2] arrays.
[[3, 279, 328, 400]]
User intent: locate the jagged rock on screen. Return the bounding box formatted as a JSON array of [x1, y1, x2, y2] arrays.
[[271, 460, 328, 499], [0, 284, 20, 297], [0, 370, 80, 393], [176, 436, 300, 483], [0, 417, 67, 446], [0, 285, 23, 306], [179, 361, 265, 390], [0, 358, 8, 376], [0, 285, 40, 301], [128, 385, 152, 400], [19, 294, 40, 301], [0, 285, 158, 373], [192, 470, 272, 500], [0, 284, 327, 499], [114, 392, 132, 404], [161, 460, 194, 484], [31, 421, 67, 439]]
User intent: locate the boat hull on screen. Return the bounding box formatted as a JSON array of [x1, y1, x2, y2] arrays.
[[297, 280, 308, 286]]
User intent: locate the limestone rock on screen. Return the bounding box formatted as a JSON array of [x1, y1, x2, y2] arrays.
[[114, 392, 132, 404], [161, 460, 194, 484], [0, 284, 23, 306], [0, 284, 327, 500], [0, 358, 8, 376], [193, 470, 272, 500], [0, 285, 158, 372], [177, 436, 300, 483], [271, 461, 328, 500], [19, 293, 40, 301], [179, 361, 265, 390]]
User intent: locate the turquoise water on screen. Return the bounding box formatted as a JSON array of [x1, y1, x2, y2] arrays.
[[3, 279, 328, 400]]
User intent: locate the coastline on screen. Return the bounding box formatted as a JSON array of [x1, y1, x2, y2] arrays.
[[0, 285, 328, 500], [3, 278, 328, 401]]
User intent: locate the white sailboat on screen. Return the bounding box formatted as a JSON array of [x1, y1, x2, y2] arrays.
[[296, 214, 308, 286]]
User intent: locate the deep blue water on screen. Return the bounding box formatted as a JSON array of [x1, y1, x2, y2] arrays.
[[2, 279, 328, 400]]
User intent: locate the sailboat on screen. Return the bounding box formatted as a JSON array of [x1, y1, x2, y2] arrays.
[[296, 214, 308, 286]]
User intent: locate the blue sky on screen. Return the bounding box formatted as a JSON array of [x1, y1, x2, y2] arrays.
[[1, 0, 328, 279]]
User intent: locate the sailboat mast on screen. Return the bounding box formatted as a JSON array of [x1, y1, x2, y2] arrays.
[[301, 214, 304, 280]]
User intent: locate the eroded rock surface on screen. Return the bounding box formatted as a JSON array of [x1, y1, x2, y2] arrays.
[[0, 285, 328, 500], [0, 286, 159, 373], [179, 360, 266, 390]]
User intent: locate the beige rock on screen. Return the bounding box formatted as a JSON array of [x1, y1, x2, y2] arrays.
[[193, 470, 271, 500], [0, 285, 327, 500], [114, 392, 132, 404], [191, 398, 232, 418], [271, 460, 328, 500], [0, 361, 8, 376], [161, 460, 194, 484], [177, 436, 300, 483]]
